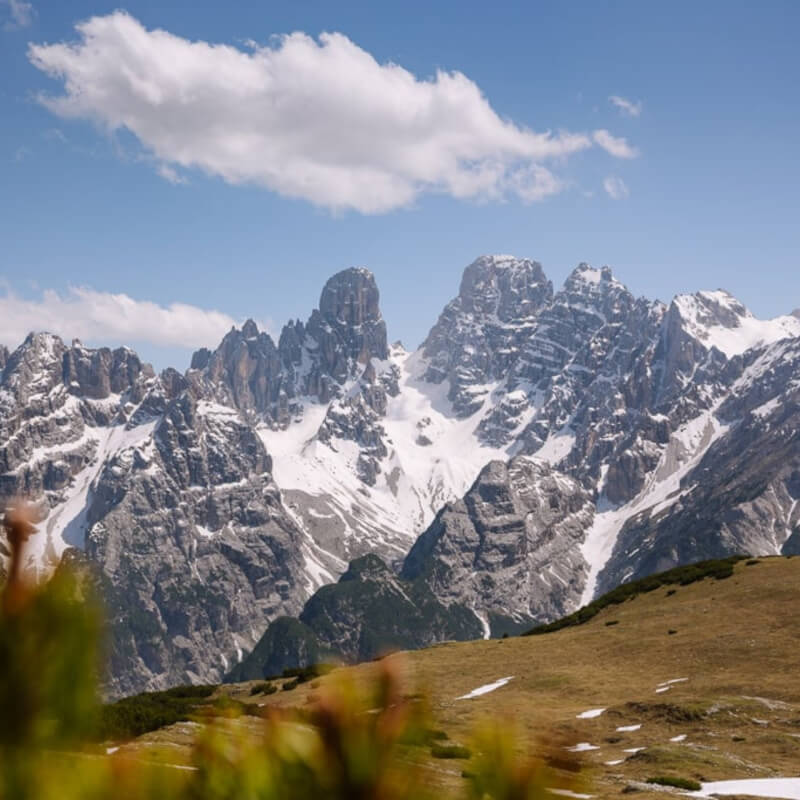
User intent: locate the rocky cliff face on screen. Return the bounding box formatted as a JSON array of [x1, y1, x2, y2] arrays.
[[3, 256, 799, 695], [0, 269, 398, 696], [84, 391, 311, 697], [401, 458, 594, 633], [232, 552, 482, 679], [596, 337, 800, 594], [422, 255, 552, 417]]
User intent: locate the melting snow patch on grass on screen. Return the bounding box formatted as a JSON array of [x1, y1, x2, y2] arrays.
[[669, 734, 687, 742], [576, 708, 606, 719], [548, 790, 594, 799], [566, 742, 600, 752], [616, 724, 642, 732], [692, 778, 800, 798], [455, 676, 514, 700], [655, 678, 688, 694]]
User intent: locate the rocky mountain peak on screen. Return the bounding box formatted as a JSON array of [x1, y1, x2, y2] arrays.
[[455, 254, 552, 321], [562, 262, 626, 299], [318, 267, 384, 329], [1, 332, 67, 405], [673, 289, 748, 331], [421, 255, 553, 416], [241, 318, 260, 339], [338, 552, 393, 583], [62, 341, 153, 401], [313, 267, 388, 366], [668, 289, 800, 360], [186, 267, 389, 424]]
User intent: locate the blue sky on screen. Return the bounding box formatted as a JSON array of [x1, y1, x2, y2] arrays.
[[1, 0, 798, 369]]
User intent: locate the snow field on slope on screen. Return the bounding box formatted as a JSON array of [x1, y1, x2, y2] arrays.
[[674, 292, 800, 358], [29, 416, 159, 574], [579, 410, 731, 605], [259, 349, 515, 561]]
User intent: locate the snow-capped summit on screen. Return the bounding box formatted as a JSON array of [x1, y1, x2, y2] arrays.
[[671, 289, 800, 358]]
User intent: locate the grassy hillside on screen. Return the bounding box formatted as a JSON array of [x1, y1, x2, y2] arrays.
[[112, 556, 800, 798]]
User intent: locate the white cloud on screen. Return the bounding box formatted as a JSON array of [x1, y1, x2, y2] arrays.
[[2, 0, 34, 30], [603, 176, 629, 200], [609, 95, 642, 117], [28, 12, 635, 214], [0, 285, 241, 350], [592, 129, 638, 159], [156, 163, 188, 185]]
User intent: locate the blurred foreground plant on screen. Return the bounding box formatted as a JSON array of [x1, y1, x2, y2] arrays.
[[1, 502, 587, 799], [190, 661, 435, 800]]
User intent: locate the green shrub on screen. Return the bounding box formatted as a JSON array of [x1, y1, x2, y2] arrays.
[[164, 684, 217, 699], [524, 556, 745, 636], [266, 663, 336, 684], [646, 776, 701, 791], [98, 684, 218, 740], [249, 682, 277, 696], [431, 743, 472, 759], [282, 677, 301, 691], [605, 620, 619, 627]]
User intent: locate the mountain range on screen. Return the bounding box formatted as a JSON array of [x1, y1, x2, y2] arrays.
[[1, 255, 799, 696]]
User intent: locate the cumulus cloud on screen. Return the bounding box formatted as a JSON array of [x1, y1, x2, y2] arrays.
[[0, 285, 241, 350], [2, 0, 34, 30], [28, 12, 636, 213], [609, 95, 642, 117], [603, 176, 629, 200], [592, 129, 638, 159]]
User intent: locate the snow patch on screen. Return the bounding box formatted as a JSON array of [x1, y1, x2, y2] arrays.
[[576, 708, 606, 719], [456, 676, 514, 700], [566, 742, 600, 752], [692, 778, 800, 799], [28, 417, 159, 573]]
